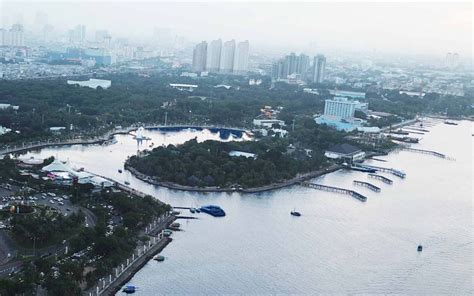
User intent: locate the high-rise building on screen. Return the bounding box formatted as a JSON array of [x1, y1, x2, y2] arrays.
[[192, 41, 207, 72], [312, 54, 326, 83], [1, 24, 24, 47], [69, 25, 86, 44], [206, 39, 222, 73], [233, 40, 250, 75], [296, 54, 310, 80], [271, 53, 310, 81], [323, 97, 356, 119], [219, 39, 236, 74]]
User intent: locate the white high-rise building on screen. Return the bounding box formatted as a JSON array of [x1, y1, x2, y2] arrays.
[[206, 39, 222, 73], [219, 39, 236, 74], [312, 54, 326, 83], [323, 97, 356, 119], [192, 41, 207, 72], [233, 40, 249, 75], [1, 24, 24, 47]]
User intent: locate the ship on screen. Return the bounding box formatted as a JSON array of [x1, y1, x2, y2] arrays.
[[200, 205, 226, 217]]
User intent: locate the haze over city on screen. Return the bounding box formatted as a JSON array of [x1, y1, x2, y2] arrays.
[[2, 1, 472, 58], [0, 1, 472, 295]]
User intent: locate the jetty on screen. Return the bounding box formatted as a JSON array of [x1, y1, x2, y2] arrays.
[[397, 147, 454, 160], [300, 182, 367, 202], [360, 164, 406, 178], [404, 127, 430, 132], [368, 173, 393, 184], [353, 180, 381, 192]]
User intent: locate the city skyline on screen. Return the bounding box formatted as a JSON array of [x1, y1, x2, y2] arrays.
[[1, 1, 472, 58]]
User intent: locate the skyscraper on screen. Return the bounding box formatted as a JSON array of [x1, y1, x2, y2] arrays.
[[69, 25, 86, 44], [271, 53, 311, 81], [233, 40, 250, 75], [206, 39, 222, 73], [10, 25, 24, 47], [219, 39, 236, 74], [192, 41, 207, 72], [312, 54, 326, 83]]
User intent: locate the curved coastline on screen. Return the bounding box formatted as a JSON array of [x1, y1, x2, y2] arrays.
[[124, 161, 343, 193]]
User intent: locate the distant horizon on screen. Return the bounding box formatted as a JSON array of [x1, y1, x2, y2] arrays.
[[1, 1, 472, 60]]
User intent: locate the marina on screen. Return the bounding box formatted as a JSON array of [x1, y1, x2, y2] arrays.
[[8, 120, 471, 295]]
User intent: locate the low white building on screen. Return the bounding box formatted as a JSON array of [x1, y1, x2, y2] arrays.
[[253, 118, 285, 128], [67, 79, 112, 89], [0, 126, 11, 135], [324, 144, 365, 162], [169, 83, 198, 91], [0, 103, 19, 110], [229, 150, 257, 159]]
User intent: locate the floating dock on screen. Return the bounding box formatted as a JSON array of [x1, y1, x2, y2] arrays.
[[360, 164, 406, 178], [353, 180, 381, 192], [368, 173, 393, 184], [300, 182, 367, 202]]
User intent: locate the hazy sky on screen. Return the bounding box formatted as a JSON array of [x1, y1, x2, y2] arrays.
[[1, 1, 472, 57]]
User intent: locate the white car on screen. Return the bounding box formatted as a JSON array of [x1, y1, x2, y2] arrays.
[[49, 200, 55, 204]]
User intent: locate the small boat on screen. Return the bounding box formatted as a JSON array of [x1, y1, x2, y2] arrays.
[[291, 210, 301, 217], [417, 245, 423, 252], [124, 181, 130, 185], [163, 230, 172, 237], [195, 208, 201, 213], [190, 208, 196, 213], [153, 255, 165, 262], [118, 169, 123, 173], [122, 284, 136, 294]]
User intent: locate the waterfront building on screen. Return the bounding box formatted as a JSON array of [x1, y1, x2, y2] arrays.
[[324, 97, 357, 119], [324, 143, 366, 162], [219, 40, 236, 74], [315, 97, 378, 132], [206, 39, 222, 73], [233, 40, 250, 75], [312, 54, 326, 83], [253, 118, 285, 128], [192, 41, 207, 72]]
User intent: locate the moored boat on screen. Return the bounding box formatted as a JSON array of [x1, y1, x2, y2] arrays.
[[153, 254, 165, 261], [122, 284, 136, 294], [200, 205, 226, 217]]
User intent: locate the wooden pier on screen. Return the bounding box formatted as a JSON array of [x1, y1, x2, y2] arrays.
[[360, 164, 406, 178], [300, 182, 367, 202], [353, 180, 381, 192], [368, 173, 393, 184], [397, 147, 455, 160]]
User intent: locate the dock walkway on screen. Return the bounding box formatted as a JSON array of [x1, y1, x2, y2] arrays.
[[300, 182, 367, 202], [368, 173, 393, 184], [353, 180, 381, 192], [397, 147, 454, 160]]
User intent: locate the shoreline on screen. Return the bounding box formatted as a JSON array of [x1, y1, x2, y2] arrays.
[[124, 162, 344, 194]]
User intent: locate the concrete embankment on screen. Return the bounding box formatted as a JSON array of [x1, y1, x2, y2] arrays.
[[124, 162, 342, 194], [99, 237, 172, 296]]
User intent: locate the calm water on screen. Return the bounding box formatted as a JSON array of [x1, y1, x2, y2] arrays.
[[20, 122, 473, 295]]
